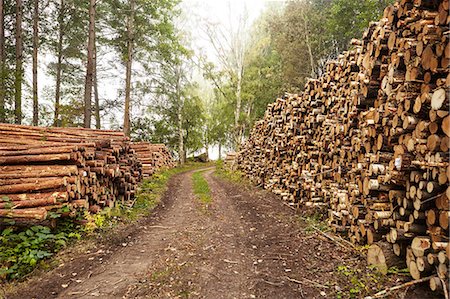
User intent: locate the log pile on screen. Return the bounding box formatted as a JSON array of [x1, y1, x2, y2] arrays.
[[237, 0, 449, 293], [0, 123, 142, 222], [223, 152, 237, 171], [130, 142, 175, 177]]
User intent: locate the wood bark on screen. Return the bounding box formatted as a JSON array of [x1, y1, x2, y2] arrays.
[[32, 0, 38, 126], [14, 0, 23, 124], [83, 0, 96, 129], [53, 0, 64, 127], [93, 30, 100, 129], [123, 0, 134, 137], [0, 0, 4, 122]]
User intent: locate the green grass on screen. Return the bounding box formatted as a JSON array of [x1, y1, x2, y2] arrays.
[[192, 170, 212, 205], [214, 160, 245, 183]]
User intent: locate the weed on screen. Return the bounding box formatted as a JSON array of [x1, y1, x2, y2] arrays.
[[192, 170, 212, 206], [215, 161, 245, 183], [299, 214, 328, 233], [0, 223, 81, 280], [335, 263, 390, 298]]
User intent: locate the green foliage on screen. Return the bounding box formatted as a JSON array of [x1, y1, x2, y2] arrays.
[[299, 214, 329, 234], [0, 224, 81, 280], [327, 0, 395, 52], [335, 263, 394, 298], [192, 170, 212, 205], [215, 162, 245, 184]]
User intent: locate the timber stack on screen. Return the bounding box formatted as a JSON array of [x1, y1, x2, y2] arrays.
[[130, 142, 175, 177], [237, 0, 449, 293], [0, 123, 142, 223], [224, 152, 238, 171]]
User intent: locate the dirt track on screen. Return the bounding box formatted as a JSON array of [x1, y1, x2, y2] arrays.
[[5, 168, 435, 299]]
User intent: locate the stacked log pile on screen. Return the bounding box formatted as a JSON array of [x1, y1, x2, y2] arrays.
[[237, 0, 449, 293], [0, 123, 142, 222], [130, 142, 175, 177], [223, 152, 237, 171]]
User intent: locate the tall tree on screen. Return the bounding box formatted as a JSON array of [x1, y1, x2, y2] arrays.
[[104, 0, 180, 136], [202, 6, 248, 150], [93, 32, 100, 129], [83, 0, 96, 128], [0, 0, 4, 122], [32, 0, 39, 125], [123, 0, 134, 136], [14, 0, 23, 124], [53, 0, 64, 126]]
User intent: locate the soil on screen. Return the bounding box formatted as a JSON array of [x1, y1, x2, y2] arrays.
[[1, 168, 440, 299]]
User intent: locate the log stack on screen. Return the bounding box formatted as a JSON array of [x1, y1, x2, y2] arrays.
[[237, 0, 449, 294], [130, 142, 175, 177], [0, 123, 142, 222], [224, 152, 238, 171]]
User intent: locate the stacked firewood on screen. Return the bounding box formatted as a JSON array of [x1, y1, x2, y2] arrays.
[[223, 152, 237, 171], [130, 142, 175, 177], [0, 123, 142, 222], [237, 0, 449, 293]]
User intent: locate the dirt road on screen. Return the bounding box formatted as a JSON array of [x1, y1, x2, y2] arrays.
[[5, 168, 429, 299]]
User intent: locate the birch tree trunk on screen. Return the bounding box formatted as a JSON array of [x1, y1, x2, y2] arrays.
[[218, 143, 222, 160], [32, 0, 39, 126], [83, 0, 96, 129], [14, 0, 23, 124], [53, 0, 64, 127], [0, 0, 5, 122], [123, 0, 135, 137]]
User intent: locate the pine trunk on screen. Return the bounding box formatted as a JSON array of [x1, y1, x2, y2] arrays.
[[93, 32, 100, 129], [83, 0, 96, 129], [123, 0, 134, 137], [0, 0, 5, 122], [32, 0, 38, 126], [14, 0, 23, 124], [53, 0, 64, 127]]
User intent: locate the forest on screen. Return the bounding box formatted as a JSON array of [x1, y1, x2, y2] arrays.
[[0, 0, 393, 161], [0, 0, 449, 297]]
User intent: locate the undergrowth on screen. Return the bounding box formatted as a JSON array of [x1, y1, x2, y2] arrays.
[[0, 162, 206, 282], [214, 160, 245, 183], [192, 170, 212, 206]]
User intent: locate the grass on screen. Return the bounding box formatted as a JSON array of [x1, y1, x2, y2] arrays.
[[0, 162, 207, 283], [214, 160, 246, 183], [192, 170, 212, 205]]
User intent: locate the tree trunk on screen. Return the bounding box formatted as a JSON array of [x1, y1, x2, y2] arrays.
[[123, 0, 135, 137], [178, 109, 184, 165], [14, 0, 23, 124], [0, 0, 5, 122], [93, 27, 100, 129], [234, 66, 243, 150], [32, 0, 38, 126], [175, 64, 184, 165], [300, 9, 315, 78], [54, 0, 64, 127], [83, 0, 95, 129], [218, 143, 222, 160]]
